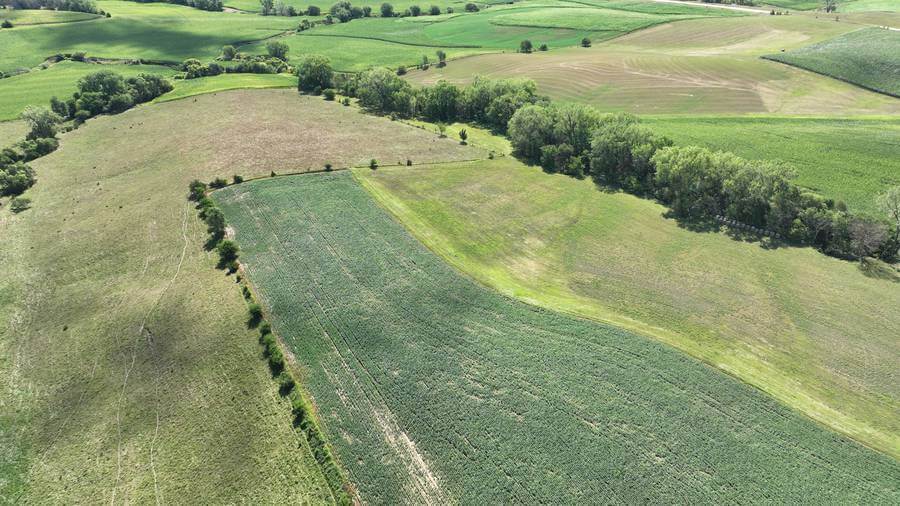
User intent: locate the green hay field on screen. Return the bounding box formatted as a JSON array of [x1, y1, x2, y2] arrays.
[[644, 116, 900, 213], [212, 170, 900, 504], [765, 27, 900, 97], [0, 8, 100, 25], [358, 157, 900, 459], [0, 1, 297, 73], [155, 72, 297, 103], [0, 89, 477, 502], [0, 61, 177, 121]]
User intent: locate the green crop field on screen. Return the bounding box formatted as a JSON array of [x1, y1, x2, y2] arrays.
[[0, 1, 297, 73], [358, 157, 900, 458], [0, 89, 478, 502], [0, 61, 177, 121], [765, 27, 900, 97], [407, 15, 900, 115], [0, 8, 101, 25], [644, 116, 900, 212], [213, 170, 900, 503]]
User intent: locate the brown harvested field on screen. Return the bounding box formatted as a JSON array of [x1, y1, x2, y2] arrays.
[[410, 16, 900, 115], [0, 89, 481, 503]]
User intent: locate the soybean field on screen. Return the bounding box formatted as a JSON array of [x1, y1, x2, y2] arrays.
[[213, 171, 900, 504]]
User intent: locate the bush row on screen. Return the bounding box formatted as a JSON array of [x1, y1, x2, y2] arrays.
[[182, 42, 291, 79], [1, 107, 63, 210], [5, 0, 100, 13], [188, 179, 353, 504], [49, 71, 173, 123], [127, 0, 222, 12]]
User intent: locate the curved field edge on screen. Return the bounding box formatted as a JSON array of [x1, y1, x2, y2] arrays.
[[213, 172, 900, 504], [354, 161, 900, 459], [762, 54, 900, 99]]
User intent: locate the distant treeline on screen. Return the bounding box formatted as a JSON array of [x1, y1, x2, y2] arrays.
[[297, 58, 899, 263], [126, 0, 223, 12], [2, 0, 100, 13]]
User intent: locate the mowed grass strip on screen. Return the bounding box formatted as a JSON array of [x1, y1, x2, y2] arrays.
[[0, 61, 177, 121], [358, 158, 900, 459], [214, 170, 900, 504], [644, 116, 900, 213], [0, 89, 475, 502], [0, 1, 297, 73], [765, 27, 900, 97], [154, 72, 297, 103]]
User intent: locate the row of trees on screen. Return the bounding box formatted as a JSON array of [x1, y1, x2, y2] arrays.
[[49, 71, 172, 122], [182, 42, 290, 79], [2, 0, 99, 13], [505, 103, 898, 261], [0, 107, 62, 210], [308, 66, 898, 263]]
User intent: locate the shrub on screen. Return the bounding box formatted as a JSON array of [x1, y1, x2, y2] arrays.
[[10, 197, 31, 213], [369, 159, 378, 170], [519, 40, 533, 53], [341, 97, 351, 106], [325, 163, 333, 171], [21, 106, 62, 140], [209, 177, 228, 188], [0, 163, 36, 197], [217, 239, 240, 266], [248, 303, 264, 327], [2, 20, 13, 29], [277, 371, 295, 395], [396, 65, 407, 76], [409, 4, 420, 15], [266, 40, 290, 61], [581, 37, 591, 47], [323, 88, 336, 101], [222, 45, 237, 60], [242, 285, 252, 299], [539, 43, 548, 51], [260, 321, 272, 336], [189, 179, 208, 200], [233, 174, 244, 184], [380, 2, 393, 16], [306, 4, 321, 15], [428, 4, 439, 15], [459, 128, 468, 145], [464, 2, 478, 11], [267, 344, 285, 373]]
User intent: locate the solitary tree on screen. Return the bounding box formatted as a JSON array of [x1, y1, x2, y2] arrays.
[[259, 0, 274, 15], [409, 4, 421, 15], [380, 2, 393, 16], [306, 4, 321, 15], [222, 45, 237, 60], [581, 37, 591, 47], [297, 54, 334, 92], [436, 49, 447, 67], [21, 106, 62, 140], [520, 40, 533, 53], [266, 40, 289, 60], [428, 4, 440, 14]]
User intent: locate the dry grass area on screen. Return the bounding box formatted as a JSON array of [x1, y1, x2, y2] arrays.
[[0, 89, 478, 502], [409, 15, 899, 115]]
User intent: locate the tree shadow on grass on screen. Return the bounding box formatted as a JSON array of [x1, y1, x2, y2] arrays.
[[859, 258, 900, 282]]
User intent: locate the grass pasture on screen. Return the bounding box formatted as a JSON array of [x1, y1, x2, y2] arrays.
[[644, 116, 900, 212], [0, 8, 100, 25], [0, 89, 477, 502], [0, 1, 297, 73], [0, 60, 177, 121], [358, 157, 900, 459], [0, 120, 27, 146], [765, 27, 900, 97], [155, 72, 297, 103], [213, 170, 900, 504]]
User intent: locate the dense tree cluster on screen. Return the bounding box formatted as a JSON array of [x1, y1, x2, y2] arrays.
[[50, 71, 172, 122], [297, 54, 334, 93], [3, 0, 99, 13], [183, 47, 290, 79], [0, 107, 61, 200], [329, 0, 369, 22], [505, 106, 899, 262]]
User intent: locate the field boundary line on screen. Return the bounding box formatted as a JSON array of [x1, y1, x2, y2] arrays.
[[761, 54, 900, 99], [295, 32, 484, 49]]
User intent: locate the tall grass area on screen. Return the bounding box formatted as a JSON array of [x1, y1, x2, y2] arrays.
[[214, 171, 900, 504], [765, 28, 900, 97], [358, 157, 900, 459], [0, 89, 478, 502], [0, 61, 177, 121], [644, 116, 900, 213]]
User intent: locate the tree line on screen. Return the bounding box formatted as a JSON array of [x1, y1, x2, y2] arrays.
[[126, 0, 222, 12], [1, 0, 101, 13], [293, 58, 900, 263]]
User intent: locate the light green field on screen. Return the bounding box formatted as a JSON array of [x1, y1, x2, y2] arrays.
[[0, 120, 27, 146], [358, 157, 900, 459], [0, 61, 176, 121], [645, 116, 900, 213], [765, 27, 900, 97], [0, 89, 480, 502], [764, 0, 900, 11], [408, 15, 900, 115], [0, 8, 100, 25], [212, 169, 900, 504], [155, 72, 297, 102], [0, 1, 297, 73]]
